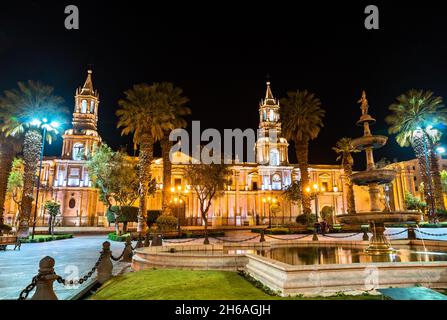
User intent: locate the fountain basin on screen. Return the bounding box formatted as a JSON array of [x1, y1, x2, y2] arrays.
[[351, 135, 388, 150], [338, 211, 421, 225], [350, 169, 396, 186]]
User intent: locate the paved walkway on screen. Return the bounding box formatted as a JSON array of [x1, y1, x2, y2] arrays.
[[0, 236, 127, 300]]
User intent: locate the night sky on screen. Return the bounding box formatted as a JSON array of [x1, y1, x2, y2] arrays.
[[1, 1, 447, 169]]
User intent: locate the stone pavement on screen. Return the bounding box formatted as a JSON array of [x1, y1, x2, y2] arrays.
[[0, 236, 127, 300]]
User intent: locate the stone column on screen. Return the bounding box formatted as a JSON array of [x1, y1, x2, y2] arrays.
[[31, 256, 59, 300], [368, 183, 381, 212]]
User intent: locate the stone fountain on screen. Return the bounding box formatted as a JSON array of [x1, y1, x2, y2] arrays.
[[338, 91, 420, 255]]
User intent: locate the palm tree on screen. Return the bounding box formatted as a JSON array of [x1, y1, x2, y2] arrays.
[[386, 89, 447, 218], [0, 81, 66, 238], [333, 137, 359, 214], [0, 135, 21, 234], [157, 83, 190, 211], [280, 90, 326, 215], [116, 83, 174, 234]]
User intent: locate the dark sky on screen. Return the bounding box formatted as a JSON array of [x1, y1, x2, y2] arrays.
[[1, 1, 447, 169]]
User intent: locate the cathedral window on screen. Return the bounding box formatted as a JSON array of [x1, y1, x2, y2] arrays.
[[73, 143, 84, 160], [263, 110, 267, 121], [272, 174, 282, 190], [269, 149, 279, 166], [69, 198, 76, 209], [269, 110, 275, 122], [90, 101, 95, 113], [81, 100, 87, 113]]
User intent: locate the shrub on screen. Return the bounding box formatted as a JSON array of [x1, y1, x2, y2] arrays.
[[0, 224, 12, 233], [108, 232, 131, 242], [295, 214, 316, 226], [265, 227, 290, 235], [21, 234, 73, 243], [147, 210, 162, 227], [106, 206, 138, 223], [156, 215, 178, 232]]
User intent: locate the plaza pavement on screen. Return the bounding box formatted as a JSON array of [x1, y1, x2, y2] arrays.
[[0, 235, 128, 300]]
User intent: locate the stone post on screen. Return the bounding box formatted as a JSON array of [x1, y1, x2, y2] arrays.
[[121, 237, 133, 263], [407, 226, 416, 240], [259, 229, 266, 242], [97, 241, 113, 284], [363, 229, 369, 241], [31, 256, 59, 300], [143, 231, 150, 247]]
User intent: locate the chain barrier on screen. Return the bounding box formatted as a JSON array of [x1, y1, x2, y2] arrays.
[[162, 237, 201, 244], [321, 232, 361, 239], [111, 250, 125, 261], [384, 229, 408, 237], [265, 234, 312, 241], [414, 229, 447, 237], [56, 253, 103, 287], [210, 235, 261, 243], [18, 275, 40, 300]]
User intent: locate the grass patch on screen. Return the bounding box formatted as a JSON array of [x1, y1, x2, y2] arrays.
[[90, 269, 384, 300], [21, 234, 73, 243]]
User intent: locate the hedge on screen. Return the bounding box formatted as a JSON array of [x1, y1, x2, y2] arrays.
[[21, 234, 73, 243], [106, 207, 161, 226], [108, 232, 132, 242]]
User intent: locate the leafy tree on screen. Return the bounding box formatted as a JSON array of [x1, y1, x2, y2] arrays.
[[404, 192, 427, 213], [44, 200, 60, 235], [0, 81, 68, 237], [281, 90, 325, 215], [87, 144, 154, 235], [184, 163, 230, 244], [116, 83, 174, 234], [441, 170, 447, 193], [386, 89, 447, 219], [333, 137, 359, 214], [6, 158, 24, 230], [283, 181, 302, 204]]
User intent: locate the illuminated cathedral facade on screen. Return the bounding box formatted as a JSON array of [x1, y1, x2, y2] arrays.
[[3, 71, 442, 228]]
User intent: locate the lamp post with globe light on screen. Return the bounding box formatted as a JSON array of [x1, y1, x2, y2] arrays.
[[305, 183, 325, 241], [170, 185, 190, 234], [31, 118, 60, 240]]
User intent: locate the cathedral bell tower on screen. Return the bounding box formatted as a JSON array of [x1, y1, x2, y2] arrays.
[[255, 82, 289, 166], [61, 69, 102, 160]]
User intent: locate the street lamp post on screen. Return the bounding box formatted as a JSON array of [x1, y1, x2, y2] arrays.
[[261, 196, 277, 229], [31, 119, 59, 240], [306, 183, 325, 241], [170, 185, 189, 234]]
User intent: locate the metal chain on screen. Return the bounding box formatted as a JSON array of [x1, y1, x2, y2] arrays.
[[163, 237, 200, 244], [414, 229, 447, 237], [384, 229, 408, 237], [18, 275, 40, 300], [210, 235, 261, 243], [265, 234, 312, 241], [57, 253, 103, 286], [111, 249, 125, 261], [321, 233, 361, 239]]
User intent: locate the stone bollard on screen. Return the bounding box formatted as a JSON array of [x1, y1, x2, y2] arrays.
[[121, 237, 133, 263], [136, 235, 144, 249], [143, 232, 150, 247], [407, 226, 416, 240], [259, 229, 266, 243], [203, 232, 210, 245], [151, 233, 163, 246], [363, 229, 370, 241], [97, 241, 113, 284], [31, 256, 59, 300]]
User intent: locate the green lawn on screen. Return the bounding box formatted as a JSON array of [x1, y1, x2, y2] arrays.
[[91, 269, 384, 300]]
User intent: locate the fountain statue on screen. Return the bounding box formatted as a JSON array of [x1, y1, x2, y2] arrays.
[[338, 91, 420, 255]]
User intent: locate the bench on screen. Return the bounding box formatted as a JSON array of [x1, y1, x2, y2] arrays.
[[0, 236, 20, 251]]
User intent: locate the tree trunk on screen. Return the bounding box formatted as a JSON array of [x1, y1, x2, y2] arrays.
[[0, 140, 15, 235], [412, 135, 435, 219], [343, 161, 356, 214], [161, 135, 172, 211], [295, 140, 311, 215], [18, 130, 42, 238], [137, 135, 154, 235], [48, 215, 52, 235]]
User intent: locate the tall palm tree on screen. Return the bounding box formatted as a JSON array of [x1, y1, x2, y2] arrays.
[[333, 137, 359, 214], [116, 83, 174, 234], [157, 83, 190, 211], [386, 89, 447, 218], [0, 135, 21, 234], [280, 90, 326, 215], [0, 81, 66, 237]]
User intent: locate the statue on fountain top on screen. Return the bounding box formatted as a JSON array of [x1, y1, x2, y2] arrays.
[[358, 90, 369, 116]]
